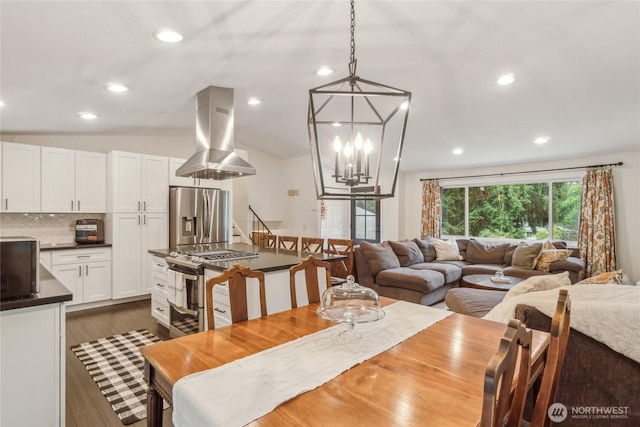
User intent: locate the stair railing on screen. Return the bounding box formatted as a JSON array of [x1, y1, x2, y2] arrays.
[[249, 205, 273, 246]]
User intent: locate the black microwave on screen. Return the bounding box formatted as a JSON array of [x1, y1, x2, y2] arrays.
[[0, 236, 39, 300], [75, 219, 104, 244]]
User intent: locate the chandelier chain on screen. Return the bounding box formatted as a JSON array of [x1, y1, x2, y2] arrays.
[[349, 0, 357, 77]]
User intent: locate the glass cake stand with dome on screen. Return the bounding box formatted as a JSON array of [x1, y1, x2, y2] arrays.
[[317, 275, 385, 339]]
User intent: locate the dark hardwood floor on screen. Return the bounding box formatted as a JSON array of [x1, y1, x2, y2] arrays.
[[65, 299, 173, 427]]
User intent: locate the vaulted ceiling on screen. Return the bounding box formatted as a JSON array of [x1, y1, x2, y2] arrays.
[[1, 1, 638, 172]]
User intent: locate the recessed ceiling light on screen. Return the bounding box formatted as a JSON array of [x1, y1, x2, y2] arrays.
[[497, 73, 515, 85], [107, 83, 128, 92], [317, 67, 333, 76], [452, 148, 464, 155], [247, 98, 261, 106], [79, 112, 98, 120], [331, 122, 342, 127], [534, 136, 550, 144], [153, 29, 183, 43]]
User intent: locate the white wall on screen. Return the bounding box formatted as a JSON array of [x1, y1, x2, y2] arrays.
[[400, 150, 640, 283]]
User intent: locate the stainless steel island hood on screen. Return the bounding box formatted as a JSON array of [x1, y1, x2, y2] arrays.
[[176, 86, 256, 180]]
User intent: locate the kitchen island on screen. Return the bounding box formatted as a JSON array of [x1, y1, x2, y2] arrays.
[[1, 266, 72, 427], [148, 243, 347, 331]]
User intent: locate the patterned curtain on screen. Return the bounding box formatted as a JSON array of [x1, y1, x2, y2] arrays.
[[578, 167, 617, 277], [421, 180, 441, 238]]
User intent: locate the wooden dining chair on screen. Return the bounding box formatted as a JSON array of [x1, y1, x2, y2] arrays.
[[301, 237, 325, 253], [289, 255, 332, 308], [481, 319, 532, 427], [278, 235, 299, 251], [260, 233, 277, 249], [528, 289, 571, 427], [324, 238, 354, 282], [205, 264, 267, 330]]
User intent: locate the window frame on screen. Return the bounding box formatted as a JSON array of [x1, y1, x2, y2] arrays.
[[350, 187, 381, 244]]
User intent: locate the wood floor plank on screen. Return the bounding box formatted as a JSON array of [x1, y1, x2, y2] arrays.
[[66, 298, 172, 427]]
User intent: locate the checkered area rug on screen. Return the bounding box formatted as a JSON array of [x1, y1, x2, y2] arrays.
[[71, 329, 167, 425]]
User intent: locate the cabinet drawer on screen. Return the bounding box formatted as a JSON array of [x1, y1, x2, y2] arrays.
[[151, 256, 168, 276], [212, 283, 229, 297], [151, 273, 168, 296], [52, 248, 111, 265], [151, 289, 169, 326]]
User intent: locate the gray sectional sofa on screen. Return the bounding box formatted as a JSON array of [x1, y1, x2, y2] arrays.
[[354, 237, 585, 306]]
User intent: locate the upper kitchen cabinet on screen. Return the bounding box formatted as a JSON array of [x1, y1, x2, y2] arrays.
[[1, 142, 41, 212], [41, 147, 106, 213], [169, 157, 223, 189], [107, 151, 168, 213]]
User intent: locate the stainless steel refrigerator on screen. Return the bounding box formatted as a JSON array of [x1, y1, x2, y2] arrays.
[[169, 187, 229, 247]]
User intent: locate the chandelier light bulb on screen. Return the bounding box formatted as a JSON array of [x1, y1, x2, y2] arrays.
[[354, 133, 364, 150], [344, 142, 353, 158], [364, 138, 372, 154], [333, 136, 342, 152]]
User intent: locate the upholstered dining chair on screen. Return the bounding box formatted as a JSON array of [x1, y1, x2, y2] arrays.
[[301, 237, 325, 254], [205, 264, 267, 330], [324, 238, 354, 284], [528, 289, 571, 427], [289, 255, 332, 309], [278, 235, 299, 251], [481, 319, 532, 427]]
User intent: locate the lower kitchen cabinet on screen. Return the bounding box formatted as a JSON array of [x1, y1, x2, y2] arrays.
[[1, 302, 65, 426], [50, 248, 111, 306], [150, 256, 169, 327]]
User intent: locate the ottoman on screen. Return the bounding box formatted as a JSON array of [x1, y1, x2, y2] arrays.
[[444, 287, 507, 317]]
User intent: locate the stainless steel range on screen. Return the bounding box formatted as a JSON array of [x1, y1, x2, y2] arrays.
[[165, 248, 258, 338]]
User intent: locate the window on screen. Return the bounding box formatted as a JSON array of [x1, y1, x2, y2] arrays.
[[441, 180, 581, 245], [350, 188, 380, 244]]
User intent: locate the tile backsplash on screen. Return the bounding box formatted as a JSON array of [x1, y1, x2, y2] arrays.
[[0, 213, 105, 244]]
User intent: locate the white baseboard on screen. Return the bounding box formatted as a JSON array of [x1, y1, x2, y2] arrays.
[[65, 294, 150, 313]]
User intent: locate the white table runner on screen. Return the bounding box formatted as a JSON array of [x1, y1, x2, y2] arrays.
[[172, 301, 452, 427]]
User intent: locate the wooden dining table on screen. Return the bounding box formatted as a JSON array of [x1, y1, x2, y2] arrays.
[[141, 298, 549, 427]]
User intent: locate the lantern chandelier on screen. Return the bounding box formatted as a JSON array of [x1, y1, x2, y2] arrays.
[[308, 0, 411, 200]]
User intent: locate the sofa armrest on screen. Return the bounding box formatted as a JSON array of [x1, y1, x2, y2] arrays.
[[549, 256, 584, 273]]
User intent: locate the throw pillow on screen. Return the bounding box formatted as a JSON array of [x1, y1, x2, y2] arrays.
[[535, 248, 573, 272], [511, 241, 543, 270], [465, 239, 509, 264], [414, 237, 437, 262], [576, 269, 624, 285], [504, 272, 571, 299], [359, 241, 401, 276], [389, 240, 423, 266], [432, 238, 463, 261]]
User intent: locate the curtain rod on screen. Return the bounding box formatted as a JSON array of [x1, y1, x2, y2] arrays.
[[420, 161, 623, 182]]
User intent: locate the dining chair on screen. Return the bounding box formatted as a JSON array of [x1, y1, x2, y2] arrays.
[[205, 264, 267, 329], [289, 255, 332, 308], [278, 235, 299, 251], [528, 289, 571, 427], [481, 318, 532, 427], [260, 233, 277, 249], [301, 237, 325, 253], [324, 238, 354, 283]]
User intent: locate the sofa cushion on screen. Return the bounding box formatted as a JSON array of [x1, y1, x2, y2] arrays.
[[445, 288, 506, 317], [455, 238, 469, 260], [576, 269, 624, 285], [535, 248, 573, 272], [409, 262, 463, 284], [504, 271, 571, 299], [511, 241, 543, 270], [432, 238, 464, 261], [389, 240, 423, 266], [465, 239, 510, 264], [359, 241, 400, 276], [503, 243, 518, 265], [414, 237, 437, 262], [462, 264, 505, 276], [375, 267, 445, 293]]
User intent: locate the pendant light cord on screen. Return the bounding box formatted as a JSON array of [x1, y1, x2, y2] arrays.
[[348, 0, 357, 78]]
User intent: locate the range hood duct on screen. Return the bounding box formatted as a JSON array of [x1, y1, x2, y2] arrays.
[[176, 86, 256, 180]]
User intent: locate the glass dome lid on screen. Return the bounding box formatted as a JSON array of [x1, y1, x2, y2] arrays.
[[317, 275, 385, 339]]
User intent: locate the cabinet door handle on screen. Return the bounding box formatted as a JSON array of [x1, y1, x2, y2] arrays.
[[77, 200, 81, 211], [156, 283, 164, 288], [214, 307, 227, 314], [4, 199, 7, 210], [78, 266, 82, 276], [156, 307, 165, 313], [85, 265, 89, 275], [143, 215, 146, 225], [71, 200, 74, 210], [138, 201, 141, 211], [138, 215, 141, 226], [143, 201, 147, 211], [77, 255, 90, 258]]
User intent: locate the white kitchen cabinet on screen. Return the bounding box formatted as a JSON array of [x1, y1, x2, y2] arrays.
[[1, 142, 41, 212], [50, 248, 112, 306], [169, 157, 222, 189], [109, 213, 167, 299], [40, 251, 52, 271], [1, 302, 65, 427], [150, 256, 169, 326], [107, 151, 168, 213], [41, 147, 106, 213]]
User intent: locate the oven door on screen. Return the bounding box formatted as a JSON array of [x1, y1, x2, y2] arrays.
[[167, 265, 205, 338]]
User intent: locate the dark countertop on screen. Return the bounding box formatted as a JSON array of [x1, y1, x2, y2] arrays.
[[149, 243, 346, 273], [40, 242, 112, 251], [0, 266, 73, 311]]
